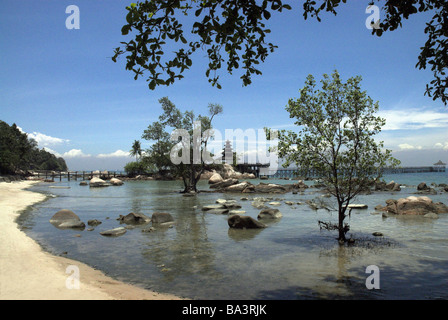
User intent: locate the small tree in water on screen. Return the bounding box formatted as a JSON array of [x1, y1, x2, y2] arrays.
[[142, 97, 223, 193], [274, 71, 399, 242]]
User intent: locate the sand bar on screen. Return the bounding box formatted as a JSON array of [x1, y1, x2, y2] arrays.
[[0, 180, 183, 300]]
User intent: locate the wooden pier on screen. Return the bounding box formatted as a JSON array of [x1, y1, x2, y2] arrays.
[[31, 170, 126, 182]]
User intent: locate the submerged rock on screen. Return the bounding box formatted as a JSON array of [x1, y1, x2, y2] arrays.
[[377, 196, 448, 215], [87, 219, 102, 226], [258, 208, 282, 219], [117, 212, 151, 225], [228, 215, 266, 229], [100, 227, 127, 237], [348, 204, 368, 209], [151, 212, 174, 224], [50, 209, 85, 229]]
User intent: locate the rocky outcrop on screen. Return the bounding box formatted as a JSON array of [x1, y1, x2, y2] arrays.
[[49, 209, 85, 229], [117, 212, 151, 225], [374, 180, 401, 192], [376, 196, 448, 215], [228, 215, 266, 229]]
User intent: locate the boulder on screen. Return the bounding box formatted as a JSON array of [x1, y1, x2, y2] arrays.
[[258, 208, 282, 219], [378, 196, 448, 215], [202, 204, 226, 211], [209, 178, 239, 189], [151, 212, 174, 224], [110, 178, 124, 186], [254, 183, 288, 193], [89, 177, 110, 187], [224, 181, 252, 193], [100, 227, 127, 237], [348, 204, 368, 209], [200, 170, 215, 180], [417, 182, 429, 191], [50, 209, 85, 229], [87, 219, 102, 226], [208, 172, 223, 184], [228, 215, 266, 229], [117, 212, 151, 225], [79, 181, 88, 186]]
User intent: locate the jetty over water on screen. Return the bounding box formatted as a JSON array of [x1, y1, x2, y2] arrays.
[[264, 166, 446, 179]]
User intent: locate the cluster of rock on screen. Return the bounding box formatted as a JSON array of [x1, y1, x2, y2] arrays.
[[374, 180, 401, 192], [82, 177, 124, 187], [202, 164, 256, 181], [376, 196, 448, 218], [208, 171, 308, 194], [49, 209, 174, 237], [201, 198, 283, 229]]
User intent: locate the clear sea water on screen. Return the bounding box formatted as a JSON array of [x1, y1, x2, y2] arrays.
[[18, 172, 448, 300]]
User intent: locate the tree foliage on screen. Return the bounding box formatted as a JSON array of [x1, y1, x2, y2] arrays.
[[272, 71, 399, 242], [112, 0, 291, 89], [303, 0, 448, 105], [0, 120, 68, 174], [114, 0, 447, 104], [141, 97, 223, 192]]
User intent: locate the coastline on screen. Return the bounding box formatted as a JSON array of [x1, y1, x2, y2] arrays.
[[0, 180, 184, 300]]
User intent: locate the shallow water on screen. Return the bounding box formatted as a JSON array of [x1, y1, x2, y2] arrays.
[[19, 172, 448, 300]]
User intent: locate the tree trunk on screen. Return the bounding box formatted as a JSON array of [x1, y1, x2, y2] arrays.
[[338, 205, 347, 242]]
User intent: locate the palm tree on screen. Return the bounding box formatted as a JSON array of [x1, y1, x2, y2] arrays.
[[130, 140, 142, 162]]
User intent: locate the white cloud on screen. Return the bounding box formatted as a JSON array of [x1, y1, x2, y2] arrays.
[[97, 150, 131, 158], [27, 132, 70, 147], [62, 149, 91, 158], [398, 143, 422, 150], [379, 108, 448, 131], [434, 142, 448, 151]]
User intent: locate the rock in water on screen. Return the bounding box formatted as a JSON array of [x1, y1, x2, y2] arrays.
[[348, 204, 368, 209], [89, 177, 110, 187], [151, 212, 174, 224], [117, 212, 151, 225], [378, 196, 448, 215], [209, 173, 223, 184], [228, 215, 266, 229], [258, 208, 282, 219], [110, 178, 124, 186], [50, 209, 85, 229], [100, 227, 127, 237]]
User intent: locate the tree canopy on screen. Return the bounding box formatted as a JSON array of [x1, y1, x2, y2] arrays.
[[114, 0, 447, 104], [0, 120, 68, 174], [141, 97, 223, 192], [271, 71, 399, 242]]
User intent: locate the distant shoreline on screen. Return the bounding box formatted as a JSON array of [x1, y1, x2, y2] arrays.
[[0, 180, 184, 300]]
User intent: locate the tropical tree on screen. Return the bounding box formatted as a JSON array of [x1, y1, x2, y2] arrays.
[[130, 139, 143, 162], [141, 97, 223, 192], [113, 0, 447, 104], [271, 71, 399, 243]]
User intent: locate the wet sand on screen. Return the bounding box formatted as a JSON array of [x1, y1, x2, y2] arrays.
[[0, 180, 183, 300]]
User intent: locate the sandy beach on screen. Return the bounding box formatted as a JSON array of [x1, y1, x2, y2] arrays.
[[0, 180, 183, 300]]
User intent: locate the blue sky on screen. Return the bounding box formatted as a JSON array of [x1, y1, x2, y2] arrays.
[[1, 0, 447, 170]]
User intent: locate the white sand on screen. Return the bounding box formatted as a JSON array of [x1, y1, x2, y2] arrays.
[[0, 181, 183, 300]]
